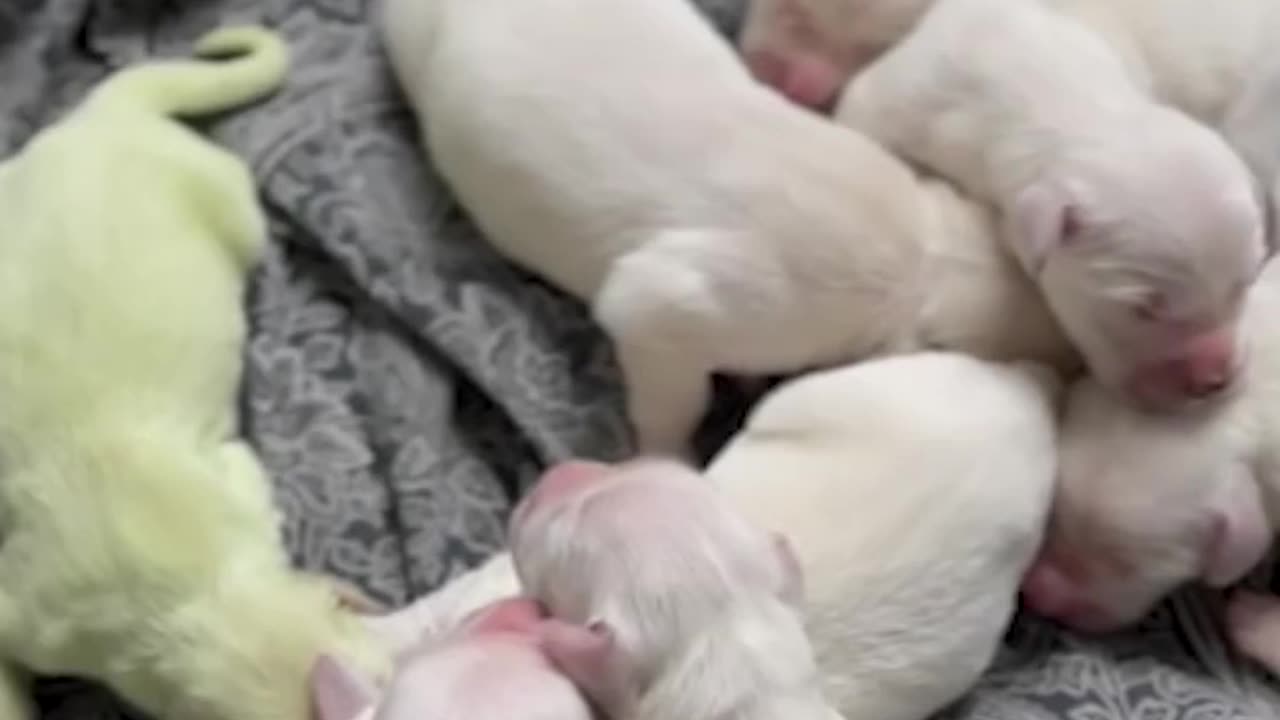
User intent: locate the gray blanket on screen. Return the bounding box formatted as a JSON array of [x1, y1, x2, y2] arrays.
[[3, 0, 1278, 718]]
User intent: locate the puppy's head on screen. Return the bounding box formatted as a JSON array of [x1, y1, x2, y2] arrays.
[[1020, 380, 1271, 632], [309, 598, 591, 720], [736, 0, 935, 109], [508, 459, 805, 711], [1007, 115, 1267, 411]]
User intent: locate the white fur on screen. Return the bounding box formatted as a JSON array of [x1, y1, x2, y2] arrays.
[[1028, 257, 1280, 650], [380, 0, 1075, 454], [706, 352, 1061, 720], [741, 0, 1280, 245], [835, 0, 1265, 410], [311, 598, 592, 720], [510, 459, 842, 720], [738, 0, 1280, 118]]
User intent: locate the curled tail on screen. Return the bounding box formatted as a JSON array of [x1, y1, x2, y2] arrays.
[[89, 26, 289, 118]]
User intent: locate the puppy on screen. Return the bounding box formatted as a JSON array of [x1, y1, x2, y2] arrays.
[[739, 0, 1280, 116], [836, 0, 1266, 412], [510, 459, 841, 719], [739, 0, 1280, 248], [404, 353, 1060, 719], [381, 0, 1075, 454], [708, 352, 1061, 720], [1021, 257, 1280, 667], [0, 27, 390, 720], [310, 597, 593, 720]]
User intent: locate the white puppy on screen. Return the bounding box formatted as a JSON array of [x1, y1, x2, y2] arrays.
[[402, 353, 1060, 719], [380, 0, 1075, 455], [510, 458, 841, 720], [836, 0, 1266, 412], [738, 0, 1280, 118], [1021, 258, 1280, 672], [739, 0, 1280, 245], [309, 597, 592, 720], [708, 352, 1061, 720]]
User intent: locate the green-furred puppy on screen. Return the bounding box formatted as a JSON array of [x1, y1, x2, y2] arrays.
[[0, 27, 389, 720]]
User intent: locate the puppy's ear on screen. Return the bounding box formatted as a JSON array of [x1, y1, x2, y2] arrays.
[[309, 654, 377, 720], [1202, 465, 1271, 588], [537, 618, 632, 712], [771, 533, 805, 606], [1007, 182, 1083, 277]]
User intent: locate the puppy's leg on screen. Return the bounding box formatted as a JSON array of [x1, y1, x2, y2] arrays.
[[1226, 591, 1280, 675], [187, 145, 271, 268], [594, 234, 723, 457]]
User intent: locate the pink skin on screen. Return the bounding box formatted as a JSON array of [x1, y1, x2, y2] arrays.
[[1021, 471, 1272, 633], [1020, 555, 1120, 633], [457, 596, 548, 638], [743, 48, 846, 110], [1225, 591, 1280, 674], [1127, 329, 1239, 404], [510, 459, 612, 531]]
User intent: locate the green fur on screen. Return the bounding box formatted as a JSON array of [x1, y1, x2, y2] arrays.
[[0, 26, 387, 720]]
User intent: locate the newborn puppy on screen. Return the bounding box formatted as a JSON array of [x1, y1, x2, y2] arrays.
[[739, 0, 1280, 117], [740, 0, 1280, 241], [708, 352, 1061, 720], [310, 597, 592, 720], [1022, 258, 1280, 661], [0, 27, 389, 720], [380, 0, 1074, 455], [837, 0, 1266, 412], [510, 459, 841, 719]]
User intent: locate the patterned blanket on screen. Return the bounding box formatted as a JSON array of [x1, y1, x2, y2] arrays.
[[1, 0, 1276, 717]]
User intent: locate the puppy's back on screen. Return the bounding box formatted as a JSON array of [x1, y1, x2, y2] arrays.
[[707, 353, 1060, 719]]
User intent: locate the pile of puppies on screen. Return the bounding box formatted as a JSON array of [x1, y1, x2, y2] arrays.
[[313, 0, 1280, 718]]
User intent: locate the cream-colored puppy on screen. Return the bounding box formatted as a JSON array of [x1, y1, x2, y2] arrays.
[[708, 352, 1061, 720], [836, 0, 1266, 412], [380, 0, 1074, 455], [1021, 258, 1280, 673]]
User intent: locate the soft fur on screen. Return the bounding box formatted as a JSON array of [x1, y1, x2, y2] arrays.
[[738, 0, 1280, 245], [0, 27, 387, 720], [835, 0, 1266, 411], [401, 353, 1059, 720], [707, 352, 1061, 720], [737, 0, 1280, 117], [310, 598, 592, 720], [1022, 256, 1280, 650], [510, 459, 841, 720], [380, 0, 1075, 455]]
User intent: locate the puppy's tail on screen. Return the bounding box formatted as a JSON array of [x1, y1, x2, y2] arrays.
[[88, 26, 289, 119]]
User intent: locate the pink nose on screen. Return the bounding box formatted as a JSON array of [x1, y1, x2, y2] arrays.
[[1021, 562, 1114, 631], [1133, 331, 1237, 402], [742, 49, 844, 110], [1163, 331, 1237, 398]]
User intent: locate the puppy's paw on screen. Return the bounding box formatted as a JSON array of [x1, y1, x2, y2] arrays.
[[1226, 591, 1280, 674]]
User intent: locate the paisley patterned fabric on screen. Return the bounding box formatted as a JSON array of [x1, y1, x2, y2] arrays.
[[0, 0, 1275, 717]]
